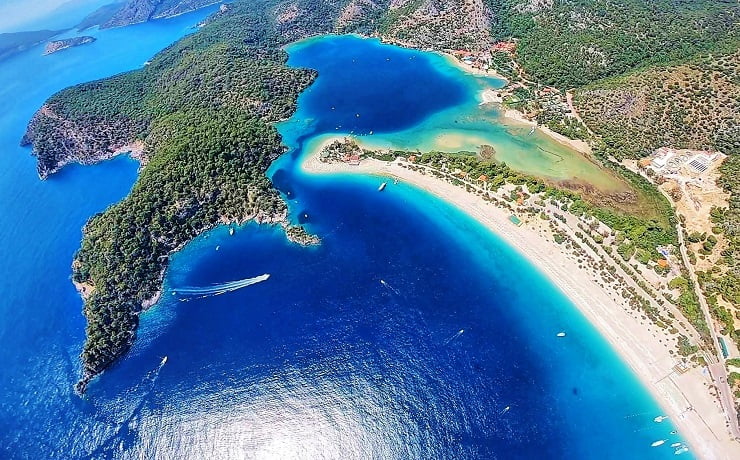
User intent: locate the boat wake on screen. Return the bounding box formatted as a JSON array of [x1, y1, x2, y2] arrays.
[[444, 329, 465, 345], [174, 274, 270, 301], [82, 357, 168, 458], [380, 279, 400, 296]]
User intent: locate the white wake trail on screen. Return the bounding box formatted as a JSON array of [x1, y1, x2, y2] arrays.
[[174, 274, 270, 300]]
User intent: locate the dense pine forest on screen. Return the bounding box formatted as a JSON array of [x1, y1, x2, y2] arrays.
[[24, 0, 359, 392]]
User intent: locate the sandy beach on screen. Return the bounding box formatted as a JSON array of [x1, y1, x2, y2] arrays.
[[437, 51, 510, 82], [302, 140, 740, 459]]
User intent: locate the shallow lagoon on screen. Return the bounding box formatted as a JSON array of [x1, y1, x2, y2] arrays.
[[283, 35, 627, 192]]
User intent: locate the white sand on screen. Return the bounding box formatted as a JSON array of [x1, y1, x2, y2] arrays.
[[302, 142, 740, 459]]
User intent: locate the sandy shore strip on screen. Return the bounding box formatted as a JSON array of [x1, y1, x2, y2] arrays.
[[301, 140, 740, 459], [436, 50, 510, 82], [501, 108, 593, 155]]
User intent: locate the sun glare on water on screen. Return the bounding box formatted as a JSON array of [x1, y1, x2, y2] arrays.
[[129, 372, 416, 459]]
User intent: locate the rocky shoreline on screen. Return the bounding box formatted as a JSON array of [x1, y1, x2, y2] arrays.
[[99, 0, 223, 29], [21, 104, 145, 179], [69, 189, 318, 394]]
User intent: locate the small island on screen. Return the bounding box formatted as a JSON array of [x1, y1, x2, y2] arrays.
[[43, 36, 96, 55]]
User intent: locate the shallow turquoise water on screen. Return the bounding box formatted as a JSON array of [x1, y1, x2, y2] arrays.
[[0, 21, 690, 460]]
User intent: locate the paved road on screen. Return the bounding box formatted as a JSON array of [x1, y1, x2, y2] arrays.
[[621, 166, 740, 440]]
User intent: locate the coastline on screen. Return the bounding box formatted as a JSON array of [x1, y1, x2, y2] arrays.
[[300, 142, 740, 460]]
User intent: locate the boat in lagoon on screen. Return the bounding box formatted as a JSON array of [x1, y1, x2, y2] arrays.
[[651, 439, 667, 447], [378, 182, 387, 191], [557, 332, 567, 338]]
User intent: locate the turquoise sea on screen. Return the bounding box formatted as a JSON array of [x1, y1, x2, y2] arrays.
[[0, 14, 689, 460]]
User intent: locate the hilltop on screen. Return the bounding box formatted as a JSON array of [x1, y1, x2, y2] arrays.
[[77, 0, 221, 29]]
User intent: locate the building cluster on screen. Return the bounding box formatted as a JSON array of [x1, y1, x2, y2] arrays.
[[451, 41, 517, 71], [319, 138, 364, 165], [536, 86, 571, 116], [642, 147, 723, 177]]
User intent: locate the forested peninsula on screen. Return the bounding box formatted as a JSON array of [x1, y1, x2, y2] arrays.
[[22, 0, 356, 393], [22, 0, 740, 394]]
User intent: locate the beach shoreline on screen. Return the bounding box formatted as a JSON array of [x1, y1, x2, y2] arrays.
[[300, 142, 740, 460]]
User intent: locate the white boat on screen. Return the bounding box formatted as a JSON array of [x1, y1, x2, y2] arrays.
[[556, 332, 566, 337], [229, 228, 234, 236], [378, 182, 387, 191], [528, 125, 536, 135], [670, 443, 682, 448], [651, 440, 667, 447], [161, 356, 168, 366], [674, 447, 689, 455], [654, 415, 668, 422]]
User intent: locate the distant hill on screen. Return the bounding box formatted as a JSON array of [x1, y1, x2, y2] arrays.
[[77, 0, 220, 29], [0, 29, 61, 61], [76, 2, 125, 31]]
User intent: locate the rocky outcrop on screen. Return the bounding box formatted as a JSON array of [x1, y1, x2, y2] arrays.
[[21, 104, 145, 179], [43, 36, 96, 55]]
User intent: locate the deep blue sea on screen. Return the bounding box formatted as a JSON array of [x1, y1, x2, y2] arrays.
[[0, 18, 688, 460]]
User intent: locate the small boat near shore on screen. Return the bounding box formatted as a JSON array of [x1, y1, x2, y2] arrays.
[[556, 332, 566, 337], [651, 439, 667, 447], [378, 182, 387, 191]]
